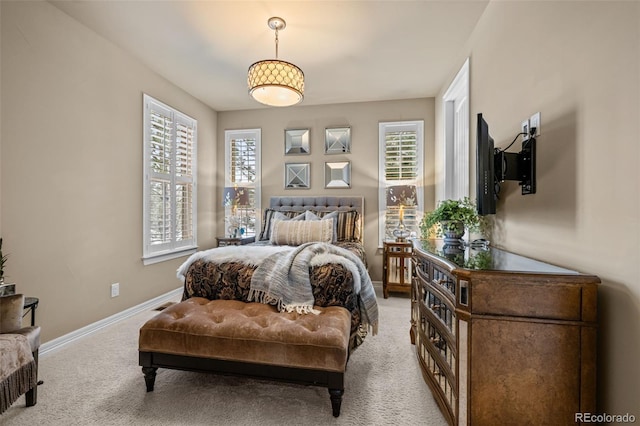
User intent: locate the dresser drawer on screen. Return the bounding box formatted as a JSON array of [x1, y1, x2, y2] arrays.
[[469, 275, 587, 321]]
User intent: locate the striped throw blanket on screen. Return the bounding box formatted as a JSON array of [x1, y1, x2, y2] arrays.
[[249, 242, 378, 335]]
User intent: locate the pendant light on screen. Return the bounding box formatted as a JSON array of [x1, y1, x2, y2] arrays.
[[248, 17, 304, 107]]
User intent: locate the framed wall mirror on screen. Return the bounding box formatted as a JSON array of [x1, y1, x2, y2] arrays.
[[324, 161, 351, 188], [285, 163, 310, 189], [285, 129, 310, 155], [325, 127, 351, 154]]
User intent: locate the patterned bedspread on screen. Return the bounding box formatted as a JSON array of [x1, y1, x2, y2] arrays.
[[181, 242, 370, 351]]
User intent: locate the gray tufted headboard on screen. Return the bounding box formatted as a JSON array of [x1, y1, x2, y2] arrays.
[[268, 196, 364, 240]]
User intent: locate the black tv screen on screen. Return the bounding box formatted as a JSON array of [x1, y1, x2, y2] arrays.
[[476, 113, 496, 215]]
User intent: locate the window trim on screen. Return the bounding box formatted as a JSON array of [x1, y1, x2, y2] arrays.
[[442, 58, 470, 200], [142, 94, 198, 265], [378, 120, 424, 247]]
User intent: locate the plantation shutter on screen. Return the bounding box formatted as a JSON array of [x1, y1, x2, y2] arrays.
[[148, 102, 173, 247], [175, 114, 195, 243], [385, 130, 418, 181], [231, 137, 256, 183], [143, 95, 197, 263]]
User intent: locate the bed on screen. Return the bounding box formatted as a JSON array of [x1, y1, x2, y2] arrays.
[[140, 196, 377, 416], [178, 195, 377, 352]]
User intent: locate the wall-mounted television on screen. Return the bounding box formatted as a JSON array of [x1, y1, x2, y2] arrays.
[[476, 113, 536, 216], [476, 113, 496, 215]]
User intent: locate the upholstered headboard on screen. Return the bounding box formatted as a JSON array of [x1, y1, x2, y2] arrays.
[[267, 196, 364, 242], [269, 196, 363, 215]]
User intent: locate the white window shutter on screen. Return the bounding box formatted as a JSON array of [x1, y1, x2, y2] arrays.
[[143, 94, 197, 264]]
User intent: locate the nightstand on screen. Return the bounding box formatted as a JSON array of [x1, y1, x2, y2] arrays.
[[382, 240, 412, 298], [216, 236, 255, 247]]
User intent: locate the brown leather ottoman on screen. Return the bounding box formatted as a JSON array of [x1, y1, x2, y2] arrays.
[[139, 297, 351, 417]]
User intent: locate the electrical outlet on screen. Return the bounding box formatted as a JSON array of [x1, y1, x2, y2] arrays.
[[111, 283, 120, 298], [521, 119, 530, 141], [530, 112, 541, 137]]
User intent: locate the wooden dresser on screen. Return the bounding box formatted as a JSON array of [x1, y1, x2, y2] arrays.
[[410, 239, 599, 426]]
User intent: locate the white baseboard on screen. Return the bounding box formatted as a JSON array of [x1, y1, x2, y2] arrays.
[[40, 287, 183, 357]]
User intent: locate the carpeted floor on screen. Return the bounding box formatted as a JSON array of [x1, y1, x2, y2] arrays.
[[1, 289, 447, 425]]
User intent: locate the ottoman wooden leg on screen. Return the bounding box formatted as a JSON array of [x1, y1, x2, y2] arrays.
[[142, 367, 157, 392], [25, 386, 37, 407], [329, 388, 344, 417], [25, 349, 39, 407]]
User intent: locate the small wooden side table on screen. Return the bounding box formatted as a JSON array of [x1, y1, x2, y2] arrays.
[[216, 236, 255, 247], [382, 240, 412, 298]]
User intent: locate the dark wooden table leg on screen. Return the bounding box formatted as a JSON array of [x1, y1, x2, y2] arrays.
[[142, 367, 157, 392], [329, 388, 344, 417]]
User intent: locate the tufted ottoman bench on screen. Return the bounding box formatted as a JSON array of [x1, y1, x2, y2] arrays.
[[138, 297, 351, 417]]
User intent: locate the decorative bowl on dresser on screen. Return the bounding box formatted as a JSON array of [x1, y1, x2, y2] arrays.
[[410, 239, 599, 426]]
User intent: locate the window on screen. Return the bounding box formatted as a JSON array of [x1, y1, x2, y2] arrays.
[[378, 121, 424, 246], [143, 94, 197, 265], [225, 129, 261, 237]]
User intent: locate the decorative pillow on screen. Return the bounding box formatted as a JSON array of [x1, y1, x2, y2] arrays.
[[0, 294, 25, 333], [308, 210, 361, 242], [259, 209, 305, 241], [305, 210, 338, 242], [270, 218, 334, 246]]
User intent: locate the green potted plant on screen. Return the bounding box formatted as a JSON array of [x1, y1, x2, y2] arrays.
[[420, 197, 484, 241]]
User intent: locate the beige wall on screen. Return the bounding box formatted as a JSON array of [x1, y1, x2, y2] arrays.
[[435, 1, 639, 416], [0, 1, 217, 342], [217, 98, 435, 281]]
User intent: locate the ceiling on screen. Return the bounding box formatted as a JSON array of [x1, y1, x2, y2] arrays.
[[51, 1, 489, 112]]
